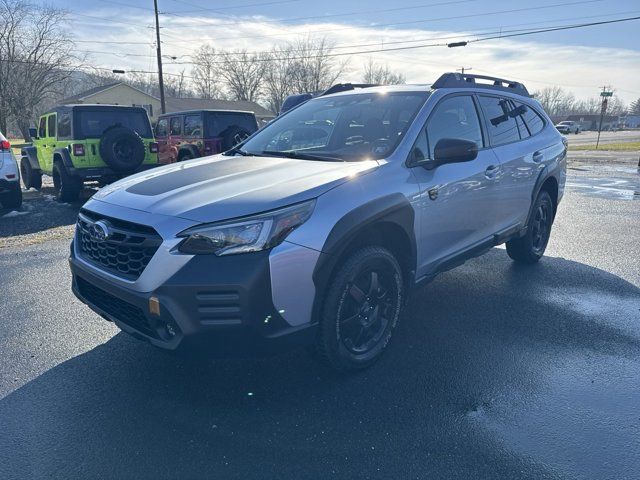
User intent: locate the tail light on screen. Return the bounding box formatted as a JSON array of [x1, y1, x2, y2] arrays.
[[149, 142, 159, 153], [0, 140, 10, 150], [72, 144, 85, 156]]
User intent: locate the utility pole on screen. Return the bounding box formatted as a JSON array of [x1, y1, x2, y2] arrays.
[[457, 67, 472, 74], [153, 0, 166, 114], [596, 85, 613, 150]]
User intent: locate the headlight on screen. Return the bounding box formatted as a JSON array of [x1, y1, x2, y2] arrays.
[[177, 199, 315, 255]]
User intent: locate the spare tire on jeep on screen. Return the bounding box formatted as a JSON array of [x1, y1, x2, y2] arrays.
[[99, 126, 146, 173], [221, 125, 251, 151]]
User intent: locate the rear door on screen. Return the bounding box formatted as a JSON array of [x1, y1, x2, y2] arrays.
[[155, 117, 171, 164], [409, 93, 502, 276], [477, 95, 540, 230]]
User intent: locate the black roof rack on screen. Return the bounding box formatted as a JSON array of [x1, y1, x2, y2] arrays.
[[320, 83, 379, 96], [432, 72, 530, 97]]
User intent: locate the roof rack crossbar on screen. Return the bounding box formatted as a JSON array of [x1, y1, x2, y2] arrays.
[[432, 72, 530, 97]]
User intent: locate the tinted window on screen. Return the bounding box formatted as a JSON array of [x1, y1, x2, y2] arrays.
[[515, 113, 529, 139], [240, 92, 428, 161], [58, 113, 71, 138], [426, 95, 483, 158], [479, 96, 520, 146], [75, 109, 153, 139], [516, 102, 545, 135], [205, 112, 258, 138], [47, 114, 56, 138], [38, 117, 46, 138], [184, 115, 203, 137], [170, 117, 182, 136], [156, 118, 168, 137]]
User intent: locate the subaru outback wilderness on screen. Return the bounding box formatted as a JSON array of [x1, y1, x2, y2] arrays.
[[21, 105, 158, 202], [70, 73, 566, 371]]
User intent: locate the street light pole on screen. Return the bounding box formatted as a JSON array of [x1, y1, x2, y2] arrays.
[[457, 67, 472, 74], [153, 0, 166, 114], [596, 85, 613, 150]]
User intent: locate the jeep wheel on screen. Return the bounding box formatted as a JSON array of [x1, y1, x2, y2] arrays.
[[20, 157, 42, 190], [52, 162, 82, 203], [0, 182, 22, 210], [178, 152, 193, 162], [316, 246, 404, 371], [506, 190, 554, 264], [99, 126, 146, 172]]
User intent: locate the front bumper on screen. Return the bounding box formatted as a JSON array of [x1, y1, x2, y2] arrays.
[[70, 242, 317, 356]]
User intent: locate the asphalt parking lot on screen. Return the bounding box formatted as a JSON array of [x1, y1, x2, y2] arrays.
[[0, 156, 639, 479]]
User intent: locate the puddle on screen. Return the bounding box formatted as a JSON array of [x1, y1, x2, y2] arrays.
[[566, 177, 640, 200]]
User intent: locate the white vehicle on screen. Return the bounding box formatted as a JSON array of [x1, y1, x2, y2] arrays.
[[0, 131, 22, 210], [555, 120, 581, 134]]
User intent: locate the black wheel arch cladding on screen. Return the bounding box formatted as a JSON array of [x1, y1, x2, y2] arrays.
[[311, 193, 416, 324]]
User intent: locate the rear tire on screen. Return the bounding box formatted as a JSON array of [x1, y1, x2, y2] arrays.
[[52, 161, 82, 203], [0, 182, 22, 210], [315, 246, 404, 371], [20, 157, 42, 190], [506, 190, 554, 264]]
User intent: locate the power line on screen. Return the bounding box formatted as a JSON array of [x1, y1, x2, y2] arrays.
[[147, 0, 607, 44]]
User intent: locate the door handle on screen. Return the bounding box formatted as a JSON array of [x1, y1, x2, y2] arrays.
[[533, 151, 544, 163], [485, 165, 499, 179]]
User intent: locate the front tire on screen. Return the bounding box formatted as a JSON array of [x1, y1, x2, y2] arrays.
[[52, 162, 82, 203], [0, 182, 22, 210], [506, 190, 554, 264], [316, 246, 404, 371]]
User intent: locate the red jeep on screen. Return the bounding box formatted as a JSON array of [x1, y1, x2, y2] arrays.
[[155, 109, 259, 164]]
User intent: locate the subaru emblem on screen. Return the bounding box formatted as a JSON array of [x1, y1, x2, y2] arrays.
[[89, 220, 111, 242]]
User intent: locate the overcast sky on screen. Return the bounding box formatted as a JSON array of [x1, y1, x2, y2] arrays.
[[57, 0, 640, 103]]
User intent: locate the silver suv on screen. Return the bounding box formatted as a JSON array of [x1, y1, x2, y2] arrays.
[[70, 73, 566, 371]]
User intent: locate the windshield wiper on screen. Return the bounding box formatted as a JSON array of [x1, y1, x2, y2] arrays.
[[259, 150, 344, 162], [225, 146, 257, 156]]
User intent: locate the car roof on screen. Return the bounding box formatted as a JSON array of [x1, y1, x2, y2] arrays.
[[43, 104, 149, 115]]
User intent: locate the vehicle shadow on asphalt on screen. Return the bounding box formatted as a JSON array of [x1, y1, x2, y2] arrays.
[[1, 250, 639, 479]]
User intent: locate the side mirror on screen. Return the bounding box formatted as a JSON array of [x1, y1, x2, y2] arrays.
[[430, 138, 478, 168], [29, 127, 38, 139]]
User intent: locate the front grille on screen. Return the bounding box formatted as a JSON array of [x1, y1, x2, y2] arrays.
[[76, 210, 162, 280], [76, 276, 157, 338]]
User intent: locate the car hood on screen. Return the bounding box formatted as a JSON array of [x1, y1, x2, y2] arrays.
[[90, 154, 378, 223]]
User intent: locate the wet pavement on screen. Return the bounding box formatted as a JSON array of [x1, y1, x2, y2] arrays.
[[567, 164, 640, 201], [0, 164, 639, 479]]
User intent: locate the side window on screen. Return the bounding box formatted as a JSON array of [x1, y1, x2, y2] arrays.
[[184, 115, 202, 137], [38, 117, 47, 138], [57, 113, 71, 138], [516, 102, 545, 136], [170, 116, 182, 136], [47, 114, 56, 138], [156, 118, 168, 137], [425, 95, 483, 158], [479, 96, 523, 146]]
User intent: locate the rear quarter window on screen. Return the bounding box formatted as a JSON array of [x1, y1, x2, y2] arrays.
[[518, 102, 545, 136], [156, 118, 168, 137]]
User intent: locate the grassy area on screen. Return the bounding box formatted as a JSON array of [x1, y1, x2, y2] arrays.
[[569, 142, 640, 152]]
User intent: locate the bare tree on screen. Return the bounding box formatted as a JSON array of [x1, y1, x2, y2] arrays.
[[630, 98, 640, 115], [362, 59, 405, 85], [534, 86, 576, 116], [164, 69, 191, 98], [191, 44, 222, 99], [262, 45, 296, 113], [288, 37, 344, 94], [0, 0, 78, 139], [218, 50, 265, 102]]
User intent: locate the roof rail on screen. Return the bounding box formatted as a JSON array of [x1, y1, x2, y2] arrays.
[[320, 83, 379, 96], [432, 73, 530, 97]]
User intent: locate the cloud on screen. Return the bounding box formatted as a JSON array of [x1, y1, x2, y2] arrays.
[[71, 8, 640, 102]]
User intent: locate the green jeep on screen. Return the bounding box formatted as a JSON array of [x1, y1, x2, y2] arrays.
[[21, 105, 159, 202]]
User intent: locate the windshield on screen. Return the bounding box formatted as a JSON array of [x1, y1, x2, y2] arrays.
[[239, 91, 428, 161], [74, 109, 153, 139]]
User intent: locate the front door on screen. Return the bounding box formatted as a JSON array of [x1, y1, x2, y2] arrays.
[[155, 117, 171, 164], [408, 94, 501, 277]]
